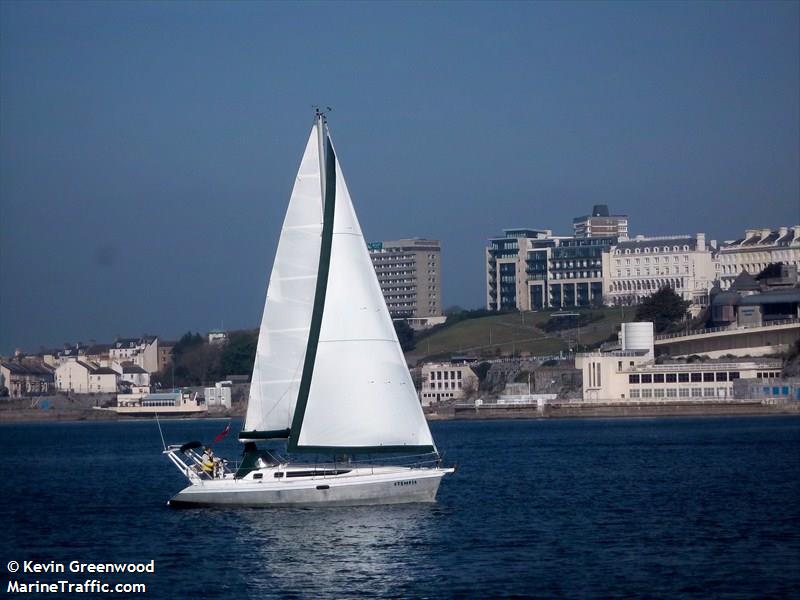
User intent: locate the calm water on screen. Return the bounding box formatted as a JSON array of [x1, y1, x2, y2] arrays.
[[1, 416, 799, 598]]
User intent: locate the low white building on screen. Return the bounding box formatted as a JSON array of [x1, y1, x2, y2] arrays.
[[419, 362, 479, 406], [204, 381, 232, 409], [114, 363, 151, 387], [576, 322, 783, 401]]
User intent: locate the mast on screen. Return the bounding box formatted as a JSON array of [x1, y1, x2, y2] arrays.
[[315, 108, 327, 207]]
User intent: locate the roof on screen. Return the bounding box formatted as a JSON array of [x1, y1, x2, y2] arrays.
[[93, 367, 118, 375], [75, 360, 98, 373], [731, 271, 759, 291], [711, 291, 740, 306], [143, 392, 182, 400], [616, 236, 697, 251], [85, 344, 111, 355], [0, 361, 54, 377], [740, 289, 800, 306], [122, 365, 148, 374]]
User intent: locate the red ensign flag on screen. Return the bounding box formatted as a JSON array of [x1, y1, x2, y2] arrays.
[[213, 422, 231, 444]]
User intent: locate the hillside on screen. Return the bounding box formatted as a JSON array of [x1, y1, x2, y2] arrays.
[[407, 307, 626, 363]]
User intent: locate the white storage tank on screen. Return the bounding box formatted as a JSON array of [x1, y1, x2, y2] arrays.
[[620, 322, 654, 356]]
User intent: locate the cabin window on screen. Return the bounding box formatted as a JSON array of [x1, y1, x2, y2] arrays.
[[253, 473, 263, 480], [274, 472, 284, 478]]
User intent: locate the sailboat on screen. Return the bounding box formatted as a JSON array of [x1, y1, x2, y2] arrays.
[[163, 111, 453, 507]]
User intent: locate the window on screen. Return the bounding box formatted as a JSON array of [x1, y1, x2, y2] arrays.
[[691, 373, 702, 382], [716, 372, 728, 382], [703, 373, 715, 382], [642, 389, 653, 398], [666, 373, 677, 383], [641, 374, 652, 383], [654, 374, 665, 383], [704, 388, 715, 397], [679, 388, 690, 397], [729, 372, 740, 380], [678, 373, 689, 383], [630, 389, 640, 398], [691, 388, 702, 397], [666, 389, 677, 398], [654, 389, 665, 398], [629, 374, 640, 384]]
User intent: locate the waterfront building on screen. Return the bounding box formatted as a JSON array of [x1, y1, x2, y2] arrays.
[[576, 322, 783, 401], [116, 363, 150, 387], [603, 233, 718, 310], [109, 336, 159, 373], [419, 361, 479, 406], [55, 359, 119, 394], [0, 360, 54, 398], [486, 229, 613, 310], [368, 238, 443, 326], [718, 226, 800, 290], [204, 381, 232, 409], [573, 204, 629, 239]]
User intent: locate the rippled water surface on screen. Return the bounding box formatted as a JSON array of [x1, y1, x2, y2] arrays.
[[2, 416, 799, 598]]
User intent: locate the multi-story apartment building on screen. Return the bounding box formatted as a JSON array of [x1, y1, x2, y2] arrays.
[[603, 233, 718, 309], [486, 229, 613, 310], [573, 204, 629, 239], [368, 239, 442, 324], [718, 226, 800, 290]]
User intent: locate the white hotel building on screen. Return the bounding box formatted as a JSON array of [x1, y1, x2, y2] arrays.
[[718, 226, 800, 290], [603, 233, 719, 311]]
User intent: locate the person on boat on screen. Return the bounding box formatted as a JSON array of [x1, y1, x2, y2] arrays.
[[201, 447, 215, 478]]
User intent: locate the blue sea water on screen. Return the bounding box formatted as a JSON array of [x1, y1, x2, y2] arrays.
[[1, 416, 799, 599]]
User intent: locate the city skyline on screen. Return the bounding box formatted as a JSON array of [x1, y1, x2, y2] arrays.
[[2, 1, 798, 354]]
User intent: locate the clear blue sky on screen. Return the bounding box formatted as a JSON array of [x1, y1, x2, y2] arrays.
[[1, 1, 798, 354]]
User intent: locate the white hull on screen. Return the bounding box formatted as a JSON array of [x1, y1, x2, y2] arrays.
[[168, 465, 452, 508]]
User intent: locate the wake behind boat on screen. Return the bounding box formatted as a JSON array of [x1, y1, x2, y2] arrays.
[[163, 111, 453, 507]]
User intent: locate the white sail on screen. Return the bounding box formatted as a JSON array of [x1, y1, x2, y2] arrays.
[[243, 126, 323, 437], [292, 146, 435, 451]]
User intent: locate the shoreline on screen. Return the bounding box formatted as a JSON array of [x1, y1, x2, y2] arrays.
[[1, 401, 797, 425]]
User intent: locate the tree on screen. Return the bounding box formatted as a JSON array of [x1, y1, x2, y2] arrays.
[[394, 320, 415, 352], [220, 331, 257, 376], [634, 286, 690, 333]]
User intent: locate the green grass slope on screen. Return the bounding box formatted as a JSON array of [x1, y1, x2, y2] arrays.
[[408, 307, 626, 363]]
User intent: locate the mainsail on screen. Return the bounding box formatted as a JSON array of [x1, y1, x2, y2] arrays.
[[244, 115, 435, 454], [241, 126, 323, 440]]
